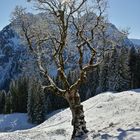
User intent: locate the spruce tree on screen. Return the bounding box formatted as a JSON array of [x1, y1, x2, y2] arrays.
[[129, 46, 138, 88], [4, 91, 12, 114], [10, 77, 28, 113], [0, 90, 6, 114], [27, 79, 45, 124], [108, 47, 119, 91], [135, 48, 140, 87], [118, 46, 131, 91], [98, 51, 110, 93]]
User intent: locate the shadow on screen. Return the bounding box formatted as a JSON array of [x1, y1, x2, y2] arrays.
[[130, 89, 140, 93], [46, 108, 66, 119], [73, 134, 88, 140], [100, 127, 140, 140], [117, 128, 140, 140]]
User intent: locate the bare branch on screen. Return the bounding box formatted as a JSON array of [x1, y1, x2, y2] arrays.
[[17, 0, 107, 95]]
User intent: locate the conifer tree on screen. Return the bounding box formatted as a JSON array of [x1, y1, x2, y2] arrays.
[[10, 77, 28, 113], [0, 90, 6, 114], [4, 91, 12, 114], [117, 46, 131, 91], [129, 46, 137, 88], [27, 79, 45, 124], [98, 51, 110, 92]]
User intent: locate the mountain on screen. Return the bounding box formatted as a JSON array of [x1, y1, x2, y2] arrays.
[[0, 13, 134, 90], [0, 25, 24, 90], [0, 89, 140, 140], [130, 38, 140, 46], [1, 13, 140, 118]]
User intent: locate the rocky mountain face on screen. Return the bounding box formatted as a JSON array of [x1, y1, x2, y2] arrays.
[[0, 25, 24, 90]]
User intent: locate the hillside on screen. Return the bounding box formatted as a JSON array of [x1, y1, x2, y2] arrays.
[[0, 113, 35, 132], [0, 90, 140, 140], [130, 38, 140, 46]]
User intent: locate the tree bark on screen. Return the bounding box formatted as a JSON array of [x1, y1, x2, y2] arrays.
[[65, 90, 88, 139]]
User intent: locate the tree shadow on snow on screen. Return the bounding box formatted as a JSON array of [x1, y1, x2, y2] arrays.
[[46, 108, 65, 119], [130, 89, 140, 93], [100, 128, 140, 140]]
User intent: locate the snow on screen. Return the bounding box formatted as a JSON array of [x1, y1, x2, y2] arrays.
[[0, 113, 35, 132], [0, 90, 140, 140], [130, 38, 140, 46]]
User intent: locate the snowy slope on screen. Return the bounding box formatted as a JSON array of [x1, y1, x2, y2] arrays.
[[0, 90, 140, 140], [130, 39, 140, 46], [0, 113, 35, 132]]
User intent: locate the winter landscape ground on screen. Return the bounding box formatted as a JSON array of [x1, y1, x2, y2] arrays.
[[0, 113, 35, 132], [0, 90, 140, 140]]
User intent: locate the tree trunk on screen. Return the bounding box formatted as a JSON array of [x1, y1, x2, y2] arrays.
[[65, 90, 89, 139]]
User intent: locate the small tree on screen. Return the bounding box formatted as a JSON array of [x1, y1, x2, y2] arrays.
[[27, 79, 45, 124], [12, 0, 107, 138], [98, 51, 109, 92], [129, 46, 137, 88], [10, 76, 28, 113], [4, 91, 12, 114], [0, 90, 6, 114]]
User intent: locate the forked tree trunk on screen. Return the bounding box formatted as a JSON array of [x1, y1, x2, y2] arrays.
[[65, 90, 89, 139]]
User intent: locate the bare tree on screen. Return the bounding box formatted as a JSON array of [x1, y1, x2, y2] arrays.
[[12, 0, 107, 139]]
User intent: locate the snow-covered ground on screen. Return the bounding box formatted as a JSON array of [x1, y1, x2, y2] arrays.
[[0, 113, 35, 132], [0, 90, 140, 140]]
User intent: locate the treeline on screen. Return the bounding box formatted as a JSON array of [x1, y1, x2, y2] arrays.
[[0, 77, 45, 124], [0, 76, 68, 124], [0, 45, 140, 124]]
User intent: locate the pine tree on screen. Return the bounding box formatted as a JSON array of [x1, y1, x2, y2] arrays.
[[129, 46, 138, 88], [10, 80, 18, 113], [17, 77, 28, 112], [88, 67, 99, 95], [33, 91, 45, 124], [27, 85, 35, 123], [4, 91, 12, 114], [45, 95, 53, 113], [134, 48, 140, 87], [117, 46, 131, 91], [10, 76, 28, 113], [0, 90, 6, 114], [108, 47, 120, 91], [27, 79, 45, 124], [98, 51, 110, 93]]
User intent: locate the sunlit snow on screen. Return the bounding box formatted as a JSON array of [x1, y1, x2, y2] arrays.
[[0, 90, 140, 140]]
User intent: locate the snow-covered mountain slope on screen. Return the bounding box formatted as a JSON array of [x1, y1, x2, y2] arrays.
[[130, 39, 140, 46], [0, 113, 35, 132], [0, 90, 140, 140], [0, 25, 26, 90]]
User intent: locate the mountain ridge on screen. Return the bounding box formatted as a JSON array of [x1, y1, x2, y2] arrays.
[[130, 38, 140, 46]]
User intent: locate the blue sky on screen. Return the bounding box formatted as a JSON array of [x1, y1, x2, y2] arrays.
[[0, 0, 140, 39], [0, 0, 33, 30], [108, 0, 140, 39]]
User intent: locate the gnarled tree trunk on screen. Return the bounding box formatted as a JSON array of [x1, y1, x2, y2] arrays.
[[65, 90, 88, 139]]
